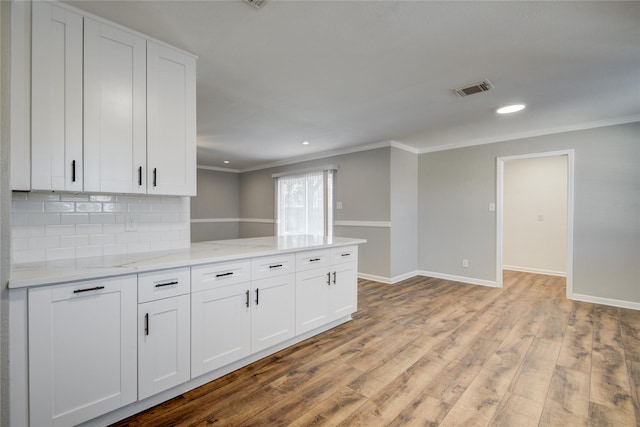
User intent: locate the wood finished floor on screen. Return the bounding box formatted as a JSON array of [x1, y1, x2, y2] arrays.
[[112, 271, 640, 426]]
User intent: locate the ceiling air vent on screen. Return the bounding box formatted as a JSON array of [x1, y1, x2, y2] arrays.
[[243, 0, 267, 9], [453, 80, 494, 97]]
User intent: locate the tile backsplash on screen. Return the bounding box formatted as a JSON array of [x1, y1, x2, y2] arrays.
[[12, 192, 190, 264]]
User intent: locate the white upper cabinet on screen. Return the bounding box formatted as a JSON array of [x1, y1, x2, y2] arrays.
[[31, 1, 83, 192], [84, 19, 147, 194], [147, 42, 197, 196], [24, 2, 197, 196]]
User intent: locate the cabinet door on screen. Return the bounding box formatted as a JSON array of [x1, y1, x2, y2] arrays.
[[28, 276, 137, 427], [147, 42, 196, 196], [84, 19, 147, 194], [191, 282, 250, 377], [251, 274, 295, 353], [331, 262, 358, 320], [295, 268, 332, 335], [138, 294, 190, 400], [31, 1, 83, 192]]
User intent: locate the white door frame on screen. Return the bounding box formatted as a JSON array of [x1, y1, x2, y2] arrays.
[[496, 150, 575, 298]]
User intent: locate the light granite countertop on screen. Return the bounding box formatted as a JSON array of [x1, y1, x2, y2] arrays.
[[9, 236, 366, 289]]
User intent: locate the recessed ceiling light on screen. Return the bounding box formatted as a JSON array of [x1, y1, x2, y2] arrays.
[[223, 160, 230, 164], [302, 141, 310, 145], [496, 104, 526, 114]]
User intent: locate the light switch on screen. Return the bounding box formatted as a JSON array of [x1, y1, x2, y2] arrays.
[[336, 202, 343, 209], [488, 203, 496, 212]]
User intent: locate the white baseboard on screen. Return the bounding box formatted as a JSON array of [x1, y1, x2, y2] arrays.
[[417, 270, 498, 288], [358, 272, 392, 284], [569, 293, 640, 311], [358, 271, 419, 284], [359, 270, 497, 288], [503, 265, 566, 277]]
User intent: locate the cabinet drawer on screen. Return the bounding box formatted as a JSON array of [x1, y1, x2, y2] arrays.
[[191, 260, 251, 292], [295, 249, 332, 272], [251, 254, 295, 280], [138, 267, 190, 303], [332, 245, 358, 264]]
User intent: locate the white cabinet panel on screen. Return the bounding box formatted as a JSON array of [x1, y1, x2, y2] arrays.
[[295, 248, 359, 335], [28, 276, 137, 426], [147, 42, 197, 196], [191, 260, 251, 292], [331, 262, 358, 319], [191, 281, 251, 377], [295, 267, 333, 334], [84, 19, 147, 194], [31, 1, 83, 192], [138, 267, 190, 303], [251, 254, 295, 281], [138, 294, 190, 400], [251, 274, 296, 353]]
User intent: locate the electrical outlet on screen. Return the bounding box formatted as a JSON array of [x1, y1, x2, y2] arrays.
[[125, 213, 139, 232], [462, 259, 469, 268], [336, 201, 343, 210]]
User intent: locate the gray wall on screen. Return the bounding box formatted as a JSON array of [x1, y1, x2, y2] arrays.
[[1, 2, 10, 422], [418, 122, 640, 303], [390, 147, 418, 278], [239, 147, 392, 277], [190, 168, 240, 242]]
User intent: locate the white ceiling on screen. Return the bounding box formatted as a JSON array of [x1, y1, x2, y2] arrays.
[[66, 0, 640, 171]]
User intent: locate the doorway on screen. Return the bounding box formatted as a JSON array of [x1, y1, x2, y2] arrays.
[[496, 150, 574, 298]]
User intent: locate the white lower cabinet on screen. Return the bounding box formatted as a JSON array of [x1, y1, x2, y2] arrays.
[[251, 274, 296, 353], [191, 257, 296, 378], [138, 268, 191, 400], [28, 276, 137, 427], [23, 244, 359, 425], [296, 246, 358, 334], [191, 280, 251, 377]]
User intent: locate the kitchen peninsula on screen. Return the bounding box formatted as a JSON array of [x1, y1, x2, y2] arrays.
[[9, 236, 365, 426]]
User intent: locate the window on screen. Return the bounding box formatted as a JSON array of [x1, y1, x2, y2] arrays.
[[276, 169, 334, 237]]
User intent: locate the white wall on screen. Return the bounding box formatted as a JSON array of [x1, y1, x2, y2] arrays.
[[503, 156, 567, 276]]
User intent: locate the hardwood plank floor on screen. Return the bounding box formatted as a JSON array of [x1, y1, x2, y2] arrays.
[[111, 271, 640, 427]]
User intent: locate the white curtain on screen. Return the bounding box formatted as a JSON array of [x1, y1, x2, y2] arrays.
[[277, 170, 333, 236]]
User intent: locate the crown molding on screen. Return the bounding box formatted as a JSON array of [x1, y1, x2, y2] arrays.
[[418, 115, 640, 154]]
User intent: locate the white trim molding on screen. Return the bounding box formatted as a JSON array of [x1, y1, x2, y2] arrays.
[[496, 149, 575, 293], [335, 220, 391, 228], [570, 293, 640, 311], [502, 266, 567, 278], [271, 164, 338, 179], [197, 165, 241, 173], [191, 218, 275, 224], [358, 270, 418, 284], [417, 270, 498, 288], [418, 115, 640, 154]]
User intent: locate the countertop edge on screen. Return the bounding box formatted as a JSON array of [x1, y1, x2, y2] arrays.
[[9, 237, 367, 289]]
